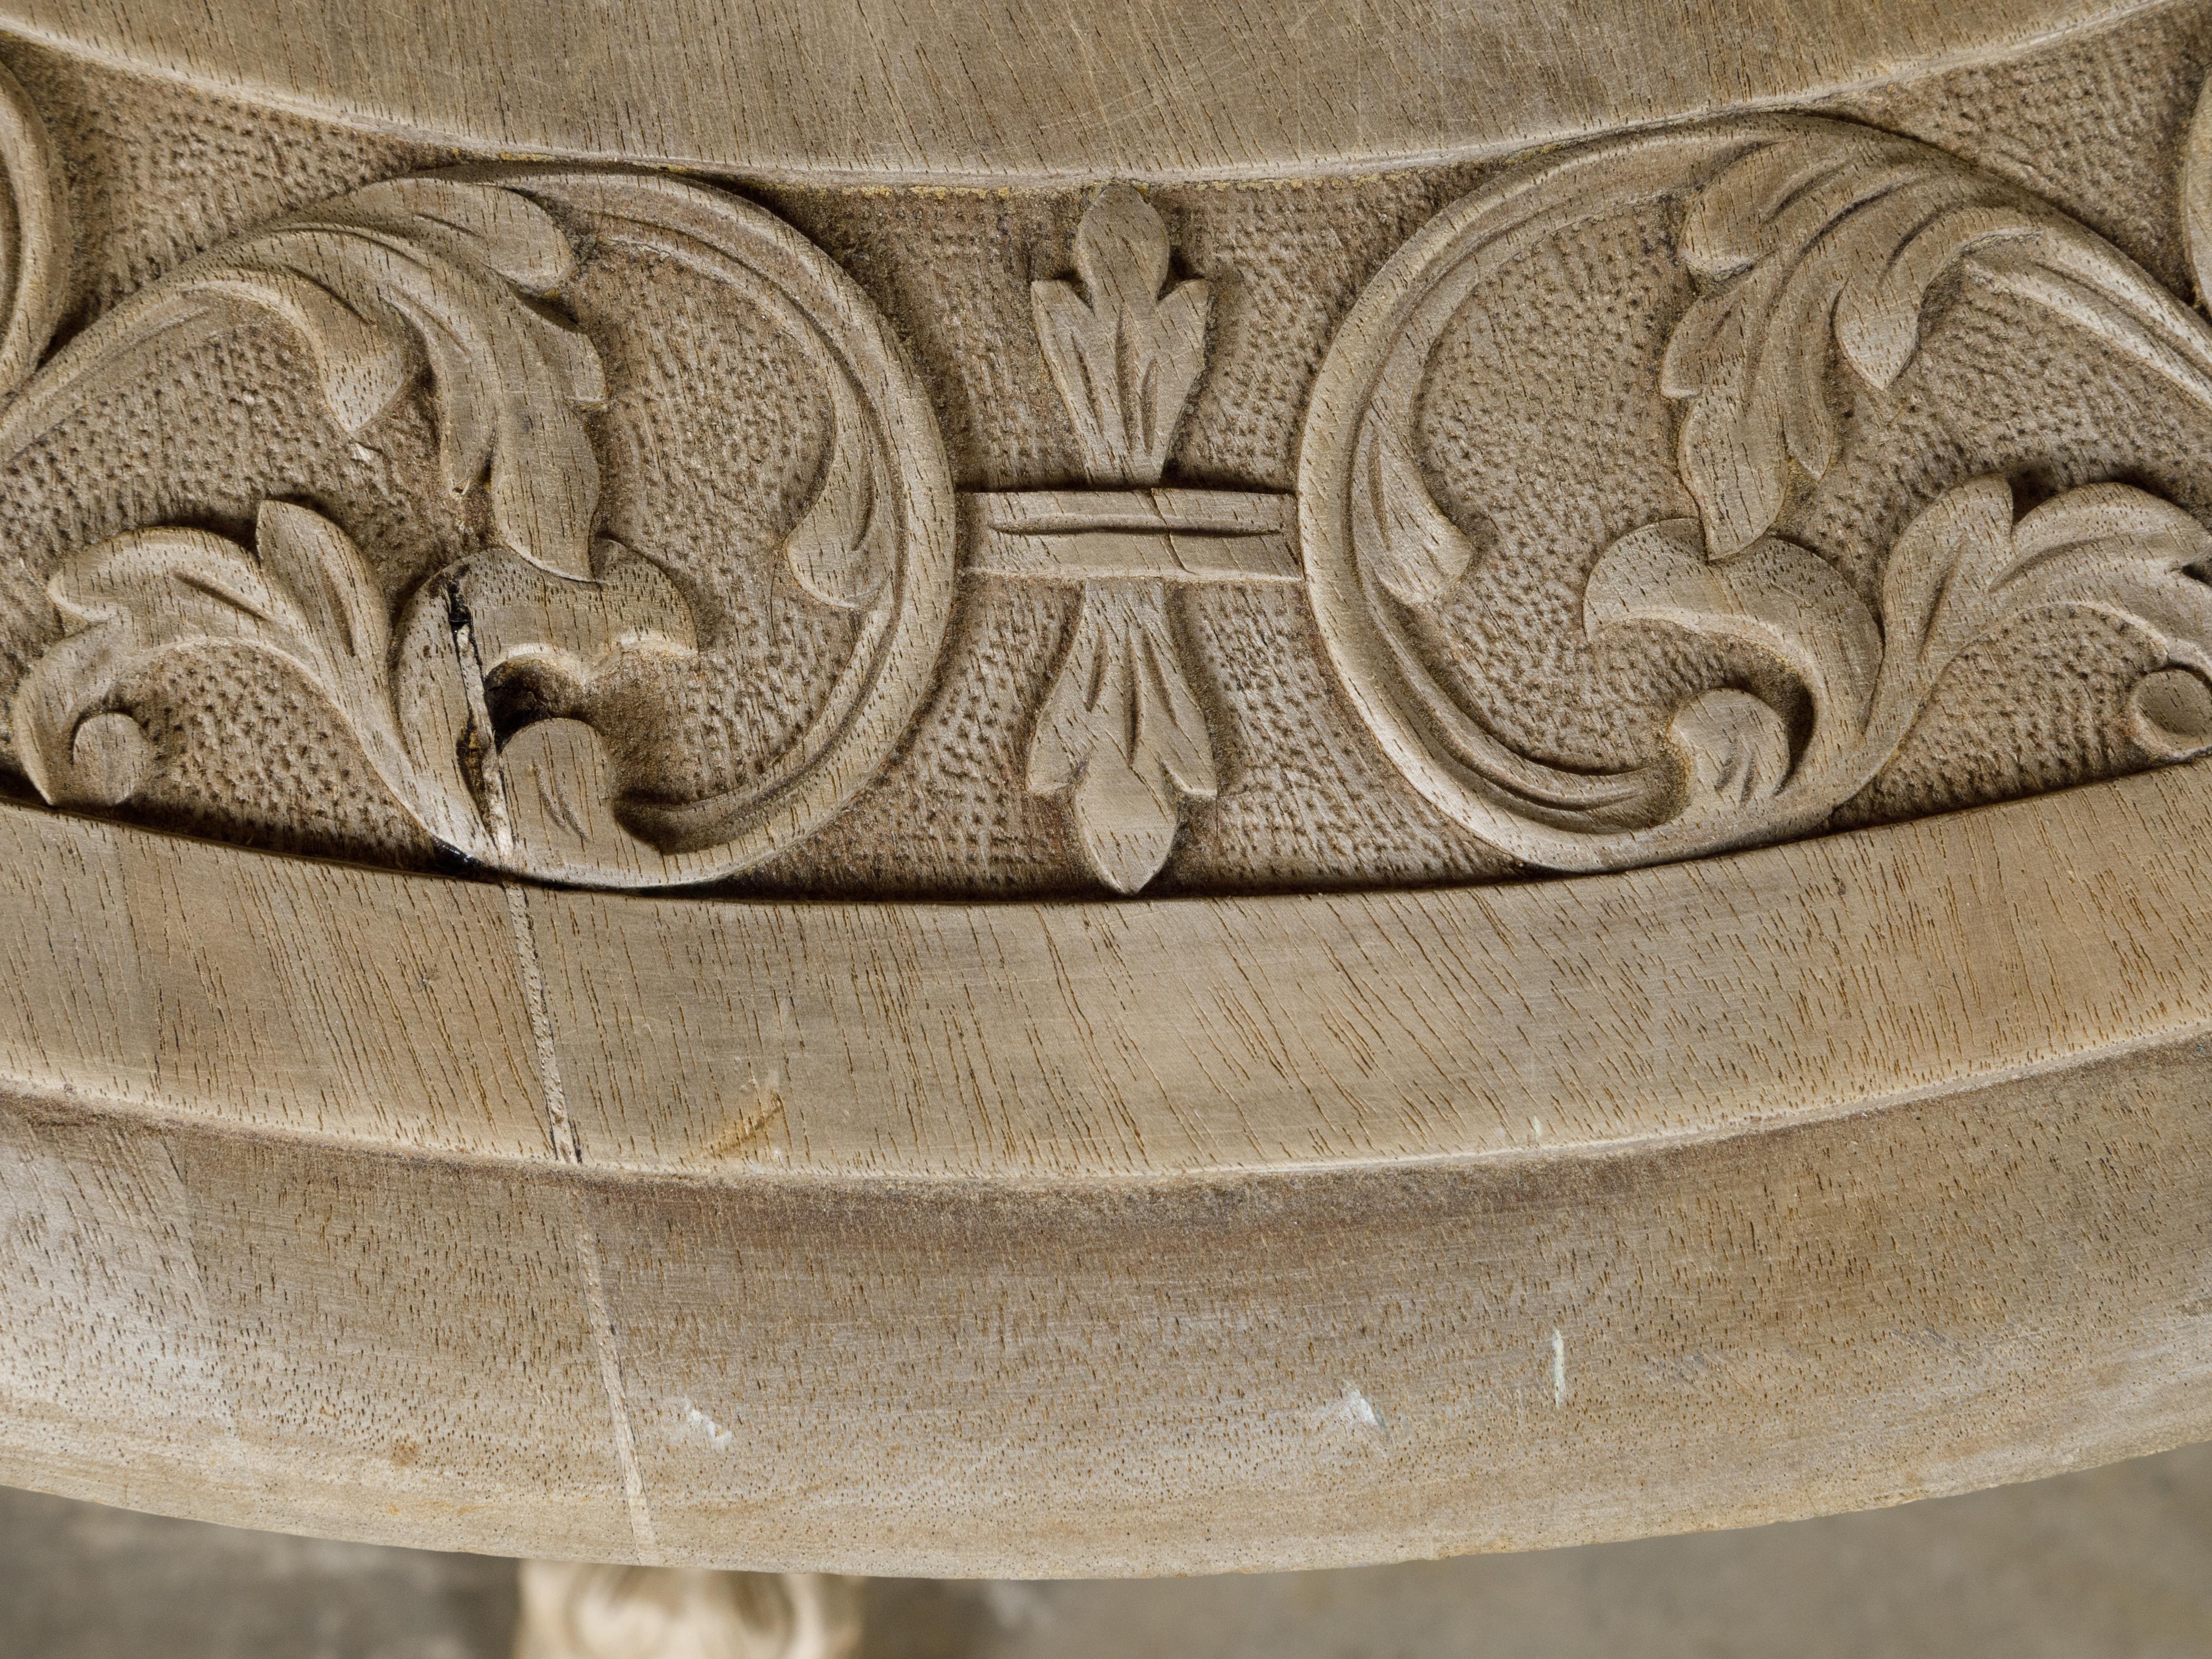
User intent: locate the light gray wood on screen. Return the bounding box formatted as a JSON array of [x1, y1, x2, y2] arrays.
[[0, 0, 2206, 1583], [0, 0, 2146, 181], [1, 773, 2209, 1573]]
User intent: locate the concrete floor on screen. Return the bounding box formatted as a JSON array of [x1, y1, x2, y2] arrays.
[[3, 1443, 2209, 1657]]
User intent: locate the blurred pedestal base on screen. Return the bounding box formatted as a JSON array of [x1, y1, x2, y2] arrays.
[[513, 1564, 862, 1659]]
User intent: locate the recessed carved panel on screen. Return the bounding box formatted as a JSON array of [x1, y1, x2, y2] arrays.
[[0, 156, 954, 887], [10, 0, 2212, 1584], [1301, 114, 2212, 871], [1, 17, 2211, 894]]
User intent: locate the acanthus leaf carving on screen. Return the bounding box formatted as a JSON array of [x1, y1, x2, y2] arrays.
[[1646, 121, 2212, 834], [1664, 132, 2043, 559], [12, 503, 485, 851], [1027, 582, 1219, 895], [0, 174, 607, 583], [189, 182, 607, 581], [1880, 479, 2212, 753], [393, 540, 698, 874], [1305, 112, 2212, 875], [1880, 481, 2212, 705], [1, 156, 954, 890], [1582, 476, 2212, 836], [17, 497, 708, 873], [1584, 517, 1881, 779], [0, 166, 638, 862]]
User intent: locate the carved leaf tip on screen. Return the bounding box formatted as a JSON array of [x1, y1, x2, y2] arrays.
[[501, 718, 662, 876], [12, 507, 423, 824], [1668, 689, 1791, 815], [1587, 516, 1878, 781], [1665, 132, 2038, 558], [1073, 183, 1173, 306], [1032, 183, 1210, 484], [1029, 584, 1218, 894], [255, 499, 388, 665], [179, 178, 607, 583], [0, 58, 68, 401], [1875, 474, 2017, 685], [1872, 475, 2212, 757], [1352, 417, 1483, 607], [785, 373, 895, 611], [342, 177, 581, 293]]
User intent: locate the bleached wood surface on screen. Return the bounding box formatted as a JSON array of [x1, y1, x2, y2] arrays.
[[0, 0, 2206, 1578], [0, 0, 2140, 182], [2, 760, 2209, 1573]]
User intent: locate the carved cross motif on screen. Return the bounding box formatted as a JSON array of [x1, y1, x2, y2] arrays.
[[964, 184, 1298, 894]]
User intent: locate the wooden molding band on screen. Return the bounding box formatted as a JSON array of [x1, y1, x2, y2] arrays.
[[0, 0, 2153, 182], [0, 774, 2207, 1571], [0, 767, 2208, 1178], [2, 0, 2211, 1578]]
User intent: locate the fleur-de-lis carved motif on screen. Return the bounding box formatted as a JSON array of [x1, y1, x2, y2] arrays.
[[1027, 583, 1219, 893], [1031, 183, 1210, 486], [12, 62, 2212, 897], [966, 185, 1294, 894]]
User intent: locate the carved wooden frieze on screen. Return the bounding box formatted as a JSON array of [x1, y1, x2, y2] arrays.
[[2, 19, 2212, 895], [11, 0, 2212, 1587], [1303, 115, 2212, 870]]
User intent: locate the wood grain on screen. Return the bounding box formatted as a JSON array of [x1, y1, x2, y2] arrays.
[[7, 749, 2210, 1179], [0, 0, 2210, 1583], [0, 0, 2155, 182], [0, 761, 2207, 1570]]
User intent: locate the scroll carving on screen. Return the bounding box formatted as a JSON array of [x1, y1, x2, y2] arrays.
[[1302, 112, 2212, 873], [1589, 481, 2212, 821], [1, 160, 953, 887], [1, 39, 2211, 894]]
